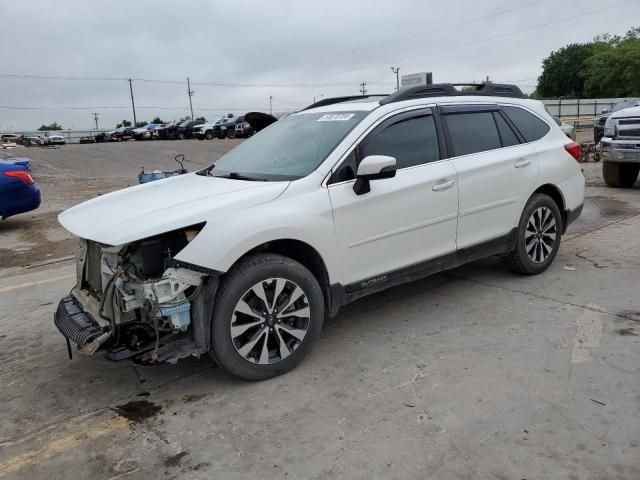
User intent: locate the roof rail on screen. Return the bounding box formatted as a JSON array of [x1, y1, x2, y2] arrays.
[[301, 94, 388, 111], [379, 83, 525, 105]]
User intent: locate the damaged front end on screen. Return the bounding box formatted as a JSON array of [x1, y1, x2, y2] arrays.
[[54, 225, 218, 364]]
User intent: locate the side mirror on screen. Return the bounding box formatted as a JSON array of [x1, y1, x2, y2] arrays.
[[353, 155, 396, 195]]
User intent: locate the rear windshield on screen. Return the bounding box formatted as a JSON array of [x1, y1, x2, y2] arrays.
[[200, 111, 368, 181]]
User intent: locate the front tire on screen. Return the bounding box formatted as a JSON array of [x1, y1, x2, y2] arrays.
[[503, 193, 562, 275], [211, 254, 324, 380], [204, 130, 214, 140], [603, 161, 639, 188]]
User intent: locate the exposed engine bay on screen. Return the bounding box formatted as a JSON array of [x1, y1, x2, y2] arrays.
[[54, 225, 217, 364]]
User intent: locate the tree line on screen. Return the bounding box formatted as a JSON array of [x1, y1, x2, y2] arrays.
[[535, 27, 640, 99]]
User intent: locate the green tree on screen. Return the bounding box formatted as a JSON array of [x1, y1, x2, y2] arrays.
[[116, 119, 132, 128], [537, 43, 594, 98], [195, 116, 206, 122], [135, 121, 148, 128], [583, 28, 640, 97], [38, 122, 63, 131], [151, 117, 165, 124]]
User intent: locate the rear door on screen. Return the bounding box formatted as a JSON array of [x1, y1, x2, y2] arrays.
[[441, 104, 538, 248], [328, 108, 459, 286]]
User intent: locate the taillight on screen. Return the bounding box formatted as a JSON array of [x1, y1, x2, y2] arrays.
[[564, 142, 581, 162], [3, 170, 34, 184]]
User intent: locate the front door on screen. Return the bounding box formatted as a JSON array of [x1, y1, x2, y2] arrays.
[[328, 109, 459, 287]]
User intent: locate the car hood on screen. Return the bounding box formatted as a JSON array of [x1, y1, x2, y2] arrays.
[[58, 173, 289, 245], [611, 106, 640, 119]]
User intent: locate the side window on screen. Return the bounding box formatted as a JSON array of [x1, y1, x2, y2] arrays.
[[328, 113, 440, 184], [493, 112, 520, 147], [329, 150, 358, 183], [445, 112, 501, 156], [501, 105, 550, 142], [361, 115, 439, 169]]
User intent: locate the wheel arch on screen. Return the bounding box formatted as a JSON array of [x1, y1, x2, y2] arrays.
[[532, 183, 567, 232], [227, 238, 335, 317]]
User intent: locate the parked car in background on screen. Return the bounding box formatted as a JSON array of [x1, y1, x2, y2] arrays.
[[194, 117, 229, 140], [552, 117, 576, 140], [156, 121, 180, 140], [234, 117, 254, 138], [594, 99, 640, 143], [0, 157, 31, 169], [46, 133, 67, 145], [111, 127, 135, 142], [244, 112, 279, 133], [220, 116, 246, 138], [0, 162, 40, 219], [159, 120, 187, 140], [601, 105, 640, 188], [133, 124, 163, 141], [94, 131, 113, 143], [1, 133, 20, 144], [54, 84, 584, 380], [159, 120, 205, 139]]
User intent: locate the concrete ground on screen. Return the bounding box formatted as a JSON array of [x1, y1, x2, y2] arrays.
[[0, 138, 638, 479]]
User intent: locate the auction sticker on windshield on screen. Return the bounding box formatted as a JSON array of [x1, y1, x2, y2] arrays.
[[317, 113, 355, 122]]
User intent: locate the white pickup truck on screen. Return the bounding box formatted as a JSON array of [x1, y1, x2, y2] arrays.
[[601, 106, 640, 187]]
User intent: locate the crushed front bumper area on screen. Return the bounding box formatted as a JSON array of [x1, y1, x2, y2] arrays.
[[54, 295, 105, 357], [54, 295, 205, 365]]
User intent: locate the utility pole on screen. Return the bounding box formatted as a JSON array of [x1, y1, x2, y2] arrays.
[[269, 95, 273, 115], [128, 78, 137, 126], [92, 112, 99, 130], [359, 81, 367, 96], [390, 67, 400, 91], [187, 77, 195, 120]]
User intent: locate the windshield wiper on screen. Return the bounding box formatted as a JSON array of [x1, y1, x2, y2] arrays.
[[216, 172, 267, 181], [201, 164, 216, 176]]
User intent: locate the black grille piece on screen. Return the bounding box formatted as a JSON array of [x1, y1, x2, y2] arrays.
[[54, 296, 104, 347], [619, 128, 640, 138]]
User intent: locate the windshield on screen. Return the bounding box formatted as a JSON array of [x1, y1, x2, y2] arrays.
[[200, 110, 368, 181]]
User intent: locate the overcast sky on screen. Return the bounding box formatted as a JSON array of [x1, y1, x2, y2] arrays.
[[0, 0, 638, 131]]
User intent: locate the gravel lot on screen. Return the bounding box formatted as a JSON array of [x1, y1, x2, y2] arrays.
[[0, 137, 638, 479]]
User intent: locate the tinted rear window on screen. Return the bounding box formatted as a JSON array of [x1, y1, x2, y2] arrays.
[[493, 112, 520, 147], [445, 112, 501, 156], [501, 106, 550, 142]]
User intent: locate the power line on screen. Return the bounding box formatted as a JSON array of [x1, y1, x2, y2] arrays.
[[273, 1, 543, 71], [0, 73, 384, 88], [294, 0, 636, 80]]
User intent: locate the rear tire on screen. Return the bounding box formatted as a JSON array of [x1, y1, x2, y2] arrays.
[[503, 193, 562, 275], [205, 130, 214, 140], [211, 254, 324, 381], [603, 161, 639, 188]]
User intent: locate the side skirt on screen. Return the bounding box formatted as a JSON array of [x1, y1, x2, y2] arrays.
[[328, 228, 517, 316]]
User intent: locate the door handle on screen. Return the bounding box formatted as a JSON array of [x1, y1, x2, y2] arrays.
[[514, 158, 530, 168], [432, 179, 455, 192]]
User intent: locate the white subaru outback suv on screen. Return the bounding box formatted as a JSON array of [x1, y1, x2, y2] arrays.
[[55, 83, 585, 380]]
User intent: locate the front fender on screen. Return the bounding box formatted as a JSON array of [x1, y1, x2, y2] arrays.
[[174, 185, 342, 284]]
